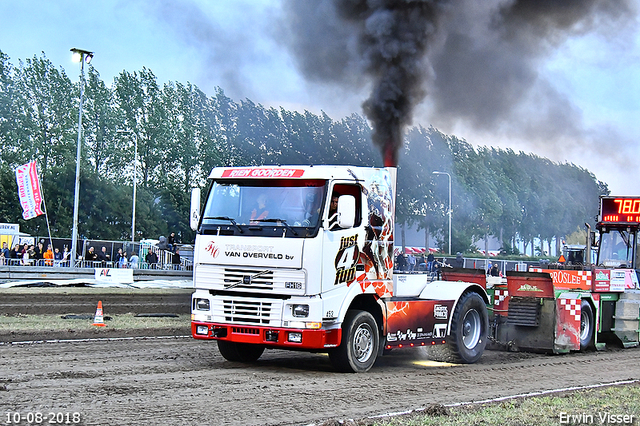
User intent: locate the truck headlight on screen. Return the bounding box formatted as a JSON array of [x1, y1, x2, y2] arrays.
[[195, 298, 210, 311], [292, 304, 309, 318], [288, 332, 302, 343]]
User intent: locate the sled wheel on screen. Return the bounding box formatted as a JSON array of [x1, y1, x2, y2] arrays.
[[329, 310, 379, 373], [580, 300, 595, 351], [428, 292, 488, 364], [217, 340, 265, 362]]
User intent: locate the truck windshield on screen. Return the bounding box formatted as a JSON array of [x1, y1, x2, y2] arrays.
[[202, 179, 327, 229], [598, 229, 638, 268]]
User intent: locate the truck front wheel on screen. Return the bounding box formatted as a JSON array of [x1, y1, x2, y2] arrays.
[[428, 291, 488, 364], [329, 310, 379, 373], [217, 340, 265, 363]]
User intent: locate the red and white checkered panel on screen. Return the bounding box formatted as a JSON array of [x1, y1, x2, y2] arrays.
[[560, 298, 581, 322], [577, 270, 591, 286], [494, 289, 508, 306]]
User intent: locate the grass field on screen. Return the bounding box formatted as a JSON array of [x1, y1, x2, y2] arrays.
[[372, 383, 640, 426], [0, 313, 190, 333]]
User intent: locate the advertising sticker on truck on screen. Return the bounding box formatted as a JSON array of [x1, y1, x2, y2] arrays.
[[221, 168, 305, 178], [198, 236, 301, 268], [434, 304, 449, 320], [205, 241, 220, 259], [334, 234, 360, 285]]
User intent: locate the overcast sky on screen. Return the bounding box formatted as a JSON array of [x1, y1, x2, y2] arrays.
[[1, 0, 639, 196]]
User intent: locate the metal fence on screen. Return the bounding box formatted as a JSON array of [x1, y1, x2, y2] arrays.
[[0, 237, 192, 271], [394, 253, 536, 276]]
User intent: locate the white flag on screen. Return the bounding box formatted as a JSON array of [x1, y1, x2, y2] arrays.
[[15, 161, 44, 220]]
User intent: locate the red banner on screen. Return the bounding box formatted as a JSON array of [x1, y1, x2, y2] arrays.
[[15, 161, 44, 220]]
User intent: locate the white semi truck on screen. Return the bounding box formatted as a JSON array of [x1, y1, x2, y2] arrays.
[[189, 165, 489, 372]]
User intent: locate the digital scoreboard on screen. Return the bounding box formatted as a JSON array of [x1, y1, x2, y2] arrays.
[[599, 197, 640, 225]]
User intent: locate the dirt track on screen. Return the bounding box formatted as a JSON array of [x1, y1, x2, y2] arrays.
[[0, 288, 192, 315], [1, 337, 640, 426], [2, 289, 640, 425]]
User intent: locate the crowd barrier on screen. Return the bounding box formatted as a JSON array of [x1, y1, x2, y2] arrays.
[[0, 257, 189, 270]]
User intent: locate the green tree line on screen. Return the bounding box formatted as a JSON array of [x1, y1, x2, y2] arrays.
[[0, 51, 608, 253]]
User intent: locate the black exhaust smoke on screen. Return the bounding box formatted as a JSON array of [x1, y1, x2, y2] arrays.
[[280, 0, 636, 168], [335, 0, 439, 167]]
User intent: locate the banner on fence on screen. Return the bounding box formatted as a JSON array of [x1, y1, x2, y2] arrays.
[[15, 161, 44, 220], [94, 268, 134, 284]]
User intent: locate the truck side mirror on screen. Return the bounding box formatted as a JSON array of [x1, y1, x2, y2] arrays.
[[337, 195, 356, 229], [190, 188, 201, 231]]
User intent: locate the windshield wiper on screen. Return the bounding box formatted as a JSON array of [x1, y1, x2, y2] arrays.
[[258, 218, 299, 236], [207, 216, 244, 234]]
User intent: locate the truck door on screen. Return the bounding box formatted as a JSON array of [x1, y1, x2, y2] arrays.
[[322, 183, 365, 295]]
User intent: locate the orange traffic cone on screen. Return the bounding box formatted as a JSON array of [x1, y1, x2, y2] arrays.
[[92, 301, 106, 327]]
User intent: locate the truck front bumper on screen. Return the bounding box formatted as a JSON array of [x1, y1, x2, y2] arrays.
[[191, 321, 342, 350]]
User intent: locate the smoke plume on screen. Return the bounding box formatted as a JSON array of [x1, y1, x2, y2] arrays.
[[279, 0, 636, 168]]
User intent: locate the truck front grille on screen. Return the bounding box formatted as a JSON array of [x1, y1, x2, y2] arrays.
[[196, 264, 306, 295], [223, 299, 273, 325], [224, 268, 274, 291]]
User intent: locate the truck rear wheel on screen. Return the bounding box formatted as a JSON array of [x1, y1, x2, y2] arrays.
[[329, 310, 379, 373], [217, 340, 265, 362], [428, 292, 488, 364], [580, 300, 595, 351]]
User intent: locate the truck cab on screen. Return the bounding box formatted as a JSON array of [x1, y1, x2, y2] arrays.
[[190, 165, 488, 372]]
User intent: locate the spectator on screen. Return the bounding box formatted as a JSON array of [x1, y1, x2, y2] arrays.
[[158, 236, 168, 251], [490, 263, 500, 277], [34, 242, 44, 266], [145, 250, 158, 269], [1, 242, 9, 260], [168, 232, 176, 252], [43, 244, 54, 266], [54, 247, 63, 267], [129, 251, 139, 269], [62, 246, 71, 267], [454, 252, 464, 268], [407, 253, 416, 272], [22, 245, 35, 266], [119, 251, 128, 268], [0, 250, 5, 266], [395, 254, 406, 271], [172, 248, 181, 270], [10, 244, 20, 262], [427, 252, 435, 272], [86, 246, 98, 264], [97, 246, 110, 266], [114, 248, 123, 267]]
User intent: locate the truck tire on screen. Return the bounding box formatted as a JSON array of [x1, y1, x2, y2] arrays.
[[580, 300, 595, 351], [217, 340, 265, 363], [427, 292, 488, 364], [329, 310, 379, 373]]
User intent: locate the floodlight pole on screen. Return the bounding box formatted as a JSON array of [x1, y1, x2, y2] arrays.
[[70, 48, 93, 267]]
